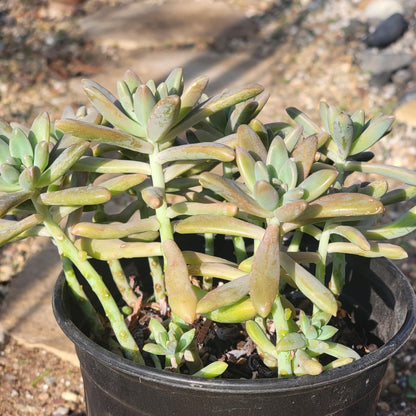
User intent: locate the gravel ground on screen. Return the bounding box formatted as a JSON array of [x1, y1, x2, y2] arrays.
[[0, 0, 416, 415]]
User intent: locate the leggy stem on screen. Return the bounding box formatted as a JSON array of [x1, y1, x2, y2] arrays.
[[33, 196, 144, 364]]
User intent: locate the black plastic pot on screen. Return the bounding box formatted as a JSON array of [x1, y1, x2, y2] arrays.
[[53, 256, 416, 416]]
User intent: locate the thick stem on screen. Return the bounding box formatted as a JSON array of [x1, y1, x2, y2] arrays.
[[33, 197, 144, 364], [62, 257, 105, 341], [108, 259, 138, 307], [149, 145, 173, 242]]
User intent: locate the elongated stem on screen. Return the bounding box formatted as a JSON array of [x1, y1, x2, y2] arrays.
[[287, 229, 302, 252], [232, 236, 247, 263], [33, 196, 144, 364], [149, 144, 173, 242], [62, 256, 105, 341], [108, 259, 138, 307], [203, 233, 214, 290], [271, 296, 293, 377], [148, 256, 165, 302]]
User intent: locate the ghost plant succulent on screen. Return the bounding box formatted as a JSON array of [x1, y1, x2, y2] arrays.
[[0, 68, 415, 378]]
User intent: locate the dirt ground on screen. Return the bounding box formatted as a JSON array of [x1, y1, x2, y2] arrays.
[[1, 0, 416, 415]]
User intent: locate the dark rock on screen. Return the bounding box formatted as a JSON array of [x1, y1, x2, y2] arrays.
[[365, 13, 408, 48], [369, 71, 391, 88]]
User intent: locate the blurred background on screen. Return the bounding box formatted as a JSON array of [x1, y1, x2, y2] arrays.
[[0, 1, 415, 415]]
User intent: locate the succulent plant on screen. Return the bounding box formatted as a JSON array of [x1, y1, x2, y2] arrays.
[[0, 68, 415, 378]]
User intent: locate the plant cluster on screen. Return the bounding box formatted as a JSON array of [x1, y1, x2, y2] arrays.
[[0, 68, 415, 378]]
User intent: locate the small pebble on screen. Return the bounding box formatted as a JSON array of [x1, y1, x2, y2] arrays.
[[61, 390, 80, 402], [388, 383, 402, 394], [10, 389, 19, 398], [53, 406, 70, 416], [377, 400, 390, 412], [38, 392, 50, 402]]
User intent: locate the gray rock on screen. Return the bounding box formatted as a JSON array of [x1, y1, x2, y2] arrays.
[[365, 13, 408, 48], [369, 71, 391, 88], [391, 69, 413, 86], [358, 51, 412, 75], [364, 0, 404, 21]]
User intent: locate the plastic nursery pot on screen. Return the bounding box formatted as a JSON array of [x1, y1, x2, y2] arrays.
[[53, 256, 416, 416]]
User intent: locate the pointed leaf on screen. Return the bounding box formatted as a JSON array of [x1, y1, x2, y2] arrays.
[[33, 141, 50, 172], [0, 190, 33, 217], [298, 169, 338, 201], [286, 107, 321, 135], [284, 125, 303, 153], [278, 158, 298, 189], [364, 206, 416, 240], [75, 238, 162, 260], [297, 193, 384, 221], [204, 296, 256, 323], [178, 75, 209, 121], [280, 252, 338, 316], [29, 112, 50, 146], [291, 134, 318, 181], [55, 119, 153, 154], [237, 124, 267, 162], [276, 332, 307, 352], [350, 108, 365, 140], [72, 156, 150, 175], [175, 215, 265, 240], [38, 141, 90, 187], [165, 67, 184, 96], [40, 186, 111, 206], [163, 239, 198, 324], [327, 242, 407, 259], [117, 80, 135, 119], [189, 262, 246, 281], [0, 214, 43, 245], [344, 161, 416, 186], [133, 84, 157, 127], [147, 96, 181, 143], [329, 225, 370, 250], [199, 172, 270, 217], [332, 112, 354, 159], [246, 320, 279, 359], [250, 222, 280, 317], [254, 180, 279, 211], [193, 361, 228, 378], [197, 274, 250, 313], [83, 81, 146, 137], [235, 146, 256, 192], [349, 115, 394, 155], [167, 201, 237, 218], [9, 128, 33, 162], [274, 200, 308, 222], [155, 142, 234, 164]]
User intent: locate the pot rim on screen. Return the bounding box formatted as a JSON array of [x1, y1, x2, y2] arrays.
[[53, 257, 416, 394]]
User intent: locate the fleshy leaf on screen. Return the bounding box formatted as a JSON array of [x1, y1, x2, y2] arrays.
[[286, 107, 321, 135], [246, 320, 278, 358], [163, 239, 198, 324], [175, 215, 265, 240], [250, 222, 280, 317], [199, 172, 270, 217], [298, 169, 338, 201], [56, 119, 153, 154], [40, 186, 111, 206], [147, 95, 181, 143], [237, 124, 267, 162], [280, 252, 338, 316], [83, 80, 146, 137], [349, 115, 394, 155], [156, 143, 234, 164], [291, 134, 318, 182], [197, 274, 250, 313]]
